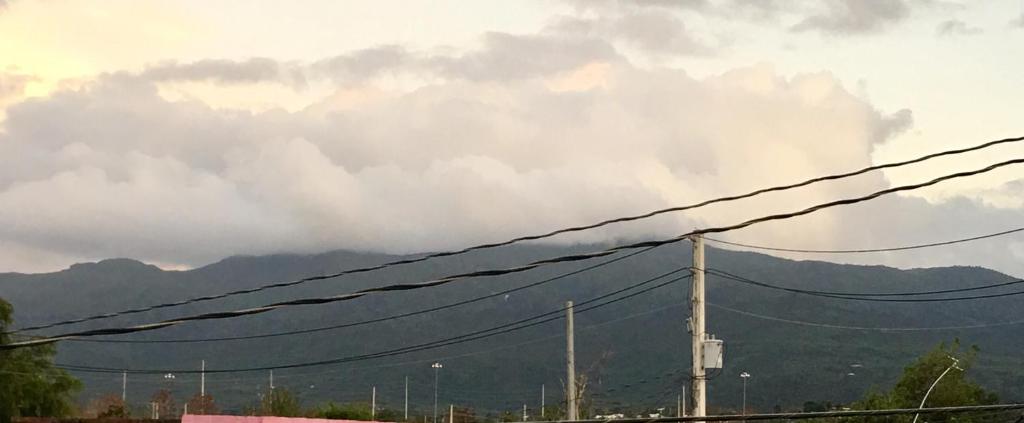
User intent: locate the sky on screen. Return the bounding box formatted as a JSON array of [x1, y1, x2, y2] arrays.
[[0, 0, 1023, 276]]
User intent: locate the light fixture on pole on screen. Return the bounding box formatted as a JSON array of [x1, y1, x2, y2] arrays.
[[432, 362, 443, 423], [740, 372, 751, 416], [912, 357, 963, 423]]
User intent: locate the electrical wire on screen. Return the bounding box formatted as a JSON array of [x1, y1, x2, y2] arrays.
[[707, 268, 1024, 302], [55, 270, 694, 374], [13, 135, 1023, 334], [707, 302, 1024, 331], [65, 246, 660, 344], [6, 156, 1023, 349], [705, 226, 1024, 254], [708, 267, 1024, 297]]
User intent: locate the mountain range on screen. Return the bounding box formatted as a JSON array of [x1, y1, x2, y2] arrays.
[[2, 242, 1023, 416]]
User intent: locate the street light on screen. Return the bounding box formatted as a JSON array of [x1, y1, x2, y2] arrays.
[[912, 356, 963, 423], [739, 372, 751, 416], [432, 362, 443, 423]]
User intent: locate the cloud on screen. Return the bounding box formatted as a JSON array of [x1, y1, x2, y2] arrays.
[[312, 45, 418, 82], [141, 58, 306, 87], [935, 19, 982, 36], [0, 58, 947, 274], [792, 0, 910, 35], [1011, 15, 1024, 28]]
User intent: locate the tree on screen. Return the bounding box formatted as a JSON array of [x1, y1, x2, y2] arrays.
[[86, 394, 130, 418], [851, 340, 999, 423], [186, 393, 219, 415], [259, 388, 302, 417], [151, 389, 178, 419], [0, 298, 81, 423]]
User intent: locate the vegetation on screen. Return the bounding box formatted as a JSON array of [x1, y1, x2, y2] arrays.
[[847, 340, 999, 422], [91, 394, 130, 418], [0, 298, 81, 423], [186, 393, 220, 415], [257, 388, 302, 417]]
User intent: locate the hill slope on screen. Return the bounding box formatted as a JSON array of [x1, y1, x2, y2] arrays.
[[2, 243, 1023, 416]]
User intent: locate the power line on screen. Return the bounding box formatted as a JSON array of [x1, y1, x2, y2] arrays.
[[707, 302, 1024, 331], [708, 267, 1024, 297], [705, 226, 1024, 254], [65, 246, 660, 344], [56, 269, 693, 374], [6, 156, 1023, 349], [707, 268, 1024, 302], [13, 135, 1023, 334]]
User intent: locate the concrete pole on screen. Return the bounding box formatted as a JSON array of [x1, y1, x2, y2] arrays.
[[449, 404, 454, 423], [566, 301, 578, 421], [372, 386, 377, 421], [201, 360, 206, 397], [541, 384, 545, 418], [523, 404, 527, 422], [405, 376, 410, 421], [691, 235, 706, 419], [122, 371, 127, 403]]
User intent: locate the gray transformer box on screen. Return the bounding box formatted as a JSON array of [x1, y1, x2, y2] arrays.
[[703, 339, 723, 369]]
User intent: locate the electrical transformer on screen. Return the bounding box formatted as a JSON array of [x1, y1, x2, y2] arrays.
[[702, 338, 723, 369]]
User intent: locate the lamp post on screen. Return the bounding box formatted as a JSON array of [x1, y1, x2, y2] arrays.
[[912, 357, 963, 423], [739, 372, 751, 416], [432, 363, 443, 423]]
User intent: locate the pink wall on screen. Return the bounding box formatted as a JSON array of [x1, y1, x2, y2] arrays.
[[183, 415, 394, 423]]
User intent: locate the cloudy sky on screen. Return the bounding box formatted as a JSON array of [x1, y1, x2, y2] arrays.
[[1, 0, 1023, 276]]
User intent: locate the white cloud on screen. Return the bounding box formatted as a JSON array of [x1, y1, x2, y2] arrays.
[[0, 55, 956, 273], [936, 19, 982, 36], [791, 0, 911, 35]]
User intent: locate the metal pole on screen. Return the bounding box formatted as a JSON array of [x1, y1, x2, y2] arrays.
[[566, 301, 578, 421], [405, 376, 410, 421], [270, 370, 275, 390], [122, 371, 127, 403], [523, 404, 527, 422], [691, 235, 706, 419], [433, 363, 443, 423], [372, 386, 377, 421], [201, 360, 206, 397], [912, 358, 962, 423], [677, 395, 681, 418], [742, 378, 747, 415], [541, 384, 545, 418], [449, 404, 454, 423]]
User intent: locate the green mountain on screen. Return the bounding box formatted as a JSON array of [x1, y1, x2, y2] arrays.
[[2, 243, 1022, 416]]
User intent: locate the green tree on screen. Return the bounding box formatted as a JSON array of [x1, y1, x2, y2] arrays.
[[259, 388, 303, 417], [0, 298, 81, 423], [314, 402, 373, 420], [851, 340, 999, 423]]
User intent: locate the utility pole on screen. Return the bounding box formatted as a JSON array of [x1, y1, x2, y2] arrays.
[[522, 404, 527, 422], [432, 363, 443, 423], [690, 234, 706, 419], [541, 384, 545, 418], [269, 370, 275, 390], [449, 404, 454, 423], [122, 371, 127, 403], [201, 360, 206, 396], [372, 386, 377, 421], [677, 395, 681, 418], [565, 301, 578, 421], [405, 376, 410, 421]]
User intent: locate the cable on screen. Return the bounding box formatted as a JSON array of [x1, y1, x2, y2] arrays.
[[705, 226, 1024, 254], [13, 136, 1023, 333], [6, 156, 1023, 349], [56, 270, 693, 374], [708, 267, 1024, 297], [707, 268, 1024, 302], [707, 302, 1024, 331], [65, 246, 659, 344]]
